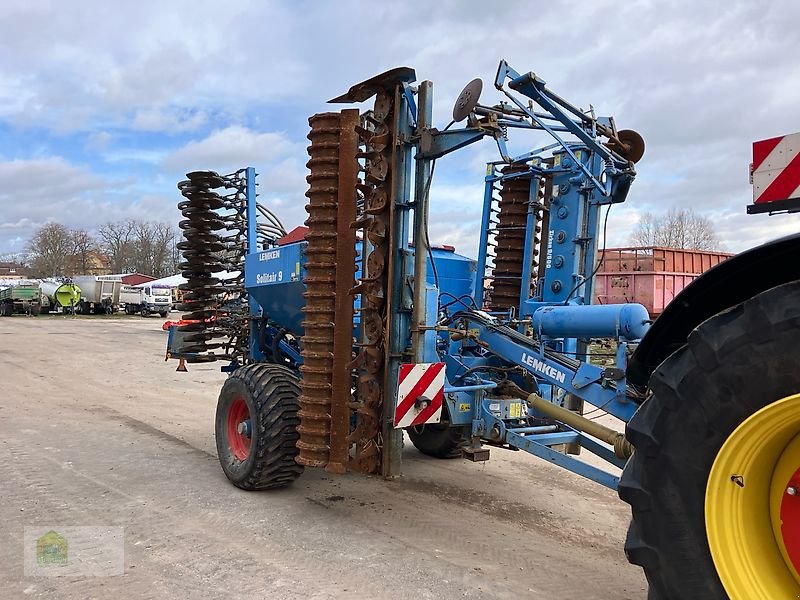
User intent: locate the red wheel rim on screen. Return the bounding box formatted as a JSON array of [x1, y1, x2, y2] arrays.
[[227, 397, 251, 461], [781, 467, 800, 574]]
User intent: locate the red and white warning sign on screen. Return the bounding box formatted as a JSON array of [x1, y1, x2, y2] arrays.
[[751, 132, 800, 205], [394, 363, 446, 428]]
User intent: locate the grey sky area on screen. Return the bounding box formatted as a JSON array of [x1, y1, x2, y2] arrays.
[[1, 0, 799, 259]]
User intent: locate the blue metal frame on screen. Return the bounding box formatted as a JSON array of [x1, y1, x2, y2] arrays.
[[413, 62, 645, 490], [244, 167, 262, 363], [231, 61, 649, 491]]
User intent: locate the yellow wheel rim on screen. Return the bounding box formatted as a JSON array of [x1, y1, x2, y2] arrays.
[[706, 393, 800, 599]]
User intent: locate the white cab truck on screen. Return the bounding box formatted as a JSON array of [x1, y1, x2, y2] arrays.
[[120, 284, 172, 317]]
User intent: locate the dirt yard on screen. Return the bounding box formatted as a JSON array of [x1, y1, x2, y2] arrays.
[[0, 315, 647, 599]]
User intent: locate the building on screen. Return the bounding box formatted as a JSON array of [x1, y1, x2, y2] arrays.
[[0, 261, 29, 279], [66, 251, 112, 276]]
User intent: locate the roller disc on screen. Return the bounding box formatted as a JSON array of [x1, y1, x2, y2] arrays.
[[453, 78, 483, 122], [615, 129, 645, 163]]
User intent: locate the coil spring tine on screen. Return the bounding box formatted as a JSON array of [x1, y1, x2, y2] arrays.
[[175, 170, 251, 363]]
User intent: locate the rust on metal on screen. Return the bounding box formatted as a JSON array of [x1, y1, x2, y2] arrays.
[[490, 164, 533, 311], [327, 108, 360, 474], [347, 88, 397, 475], [297, 112, 342, 468]]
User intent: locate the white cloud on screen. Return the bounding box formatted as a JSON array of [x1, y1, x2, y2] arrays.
[[164, 126, 296, 171], [2, 0, 800, 258], [85, 131, 113, 150], [163, 126, 306, 185], [0, 157, 179, 251], [132, 106, 208, 133]]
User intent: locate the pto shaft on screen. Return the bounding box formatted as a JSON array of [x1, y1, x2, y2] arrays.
[[527, 393, 633, 459]]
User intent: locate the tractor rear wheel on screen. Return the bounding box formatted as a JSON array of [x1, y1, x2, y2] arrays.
[[215, 363, 303, 490], [408, 423, 469, 459], [620, 281, 800, 599]]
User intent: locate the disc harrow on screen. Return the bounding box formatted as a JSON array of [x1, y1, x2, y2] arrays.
[[347, 90, 396, 474]]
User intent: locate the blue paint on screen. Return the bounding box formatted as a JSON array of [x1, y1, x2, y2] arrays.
[[231, 62, 648, 492], [531, 303, 651, 341]]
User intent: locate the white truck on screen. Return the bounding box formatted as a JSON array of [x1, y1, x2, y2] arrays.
[[120, 284, 172, 317]]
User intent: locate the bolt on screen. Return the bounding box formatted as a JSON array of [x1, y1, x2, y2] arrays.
[[237, 421, 250, 436], [788, 486, 797, 496]]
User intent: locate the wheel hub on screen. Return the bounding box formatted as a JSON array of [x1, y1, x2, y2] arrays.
[[705, 393, 800, 598], [775, 445, 800, 576], [227, 397, 251, 461]]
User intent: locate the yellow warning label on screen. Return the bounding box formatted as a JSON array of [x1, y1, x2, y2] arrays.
[[458, 403, 471, 412], [554, 154, 561, 166], [509, 402, 522, 418]]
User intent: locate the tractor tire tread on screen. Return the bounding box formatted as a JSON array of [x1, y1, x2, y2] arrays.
[[619, 280, 800, 599]]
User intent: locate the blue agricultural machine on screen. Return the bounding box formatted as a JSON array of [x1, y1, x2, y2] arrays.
[[170, 62, 800, 599]]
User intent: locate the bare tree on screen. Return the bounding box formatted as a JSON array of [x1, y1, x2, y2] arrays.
[[98, 219, 178, 277], [630, 208, 721, 250], [168, 228, 182, 274], [27, 223, 74, 277], [98, 220, 136, 273], [69, 228, 98, 274]]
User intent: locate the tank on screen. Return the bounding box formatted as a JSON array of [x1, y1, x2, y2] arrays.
[[40, 281, 82, 311], [245, 240, 476, 336]]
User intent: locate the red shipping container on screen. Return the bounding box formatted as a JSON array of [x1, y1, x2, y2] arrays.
[[593, 247, 733, 317]]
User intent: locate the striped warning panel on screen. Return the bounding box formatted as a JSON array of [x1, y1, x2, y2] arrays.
[[394, 363, 445, 429], [752, 132, 800, 204]]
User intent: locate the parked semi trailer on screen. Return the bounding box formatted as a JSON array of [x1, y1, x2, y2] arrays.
[[167, 65, 800, 599], [39, 281, 82, 313], [594, 246, 734, 317], [0, 284, 43, 316], [120, 284, 171, 317], [71, 276, 121, 315]]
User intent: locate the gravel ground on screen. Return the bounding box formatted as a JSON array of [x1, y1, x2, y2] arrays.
[[0, 315, 647, 599]]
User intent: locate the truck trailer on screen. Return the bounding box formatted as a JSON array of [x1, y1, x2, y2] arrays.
[[71, 276, 121, 315], [39, 281, 82, 313], [0, 284, 43, 316]]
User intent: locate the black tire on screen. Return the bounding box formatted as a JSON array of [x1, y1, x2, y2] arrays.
[[159, 311, 168, 318], [408, 423, 469, 458], [215, 363, 303, 490], [620, 281, 800, 599], [30, 305, 40, 316]]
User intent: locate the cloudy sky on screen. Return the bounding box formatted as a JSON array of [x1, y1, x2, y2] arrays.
[[2, 0, 799, 260]]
